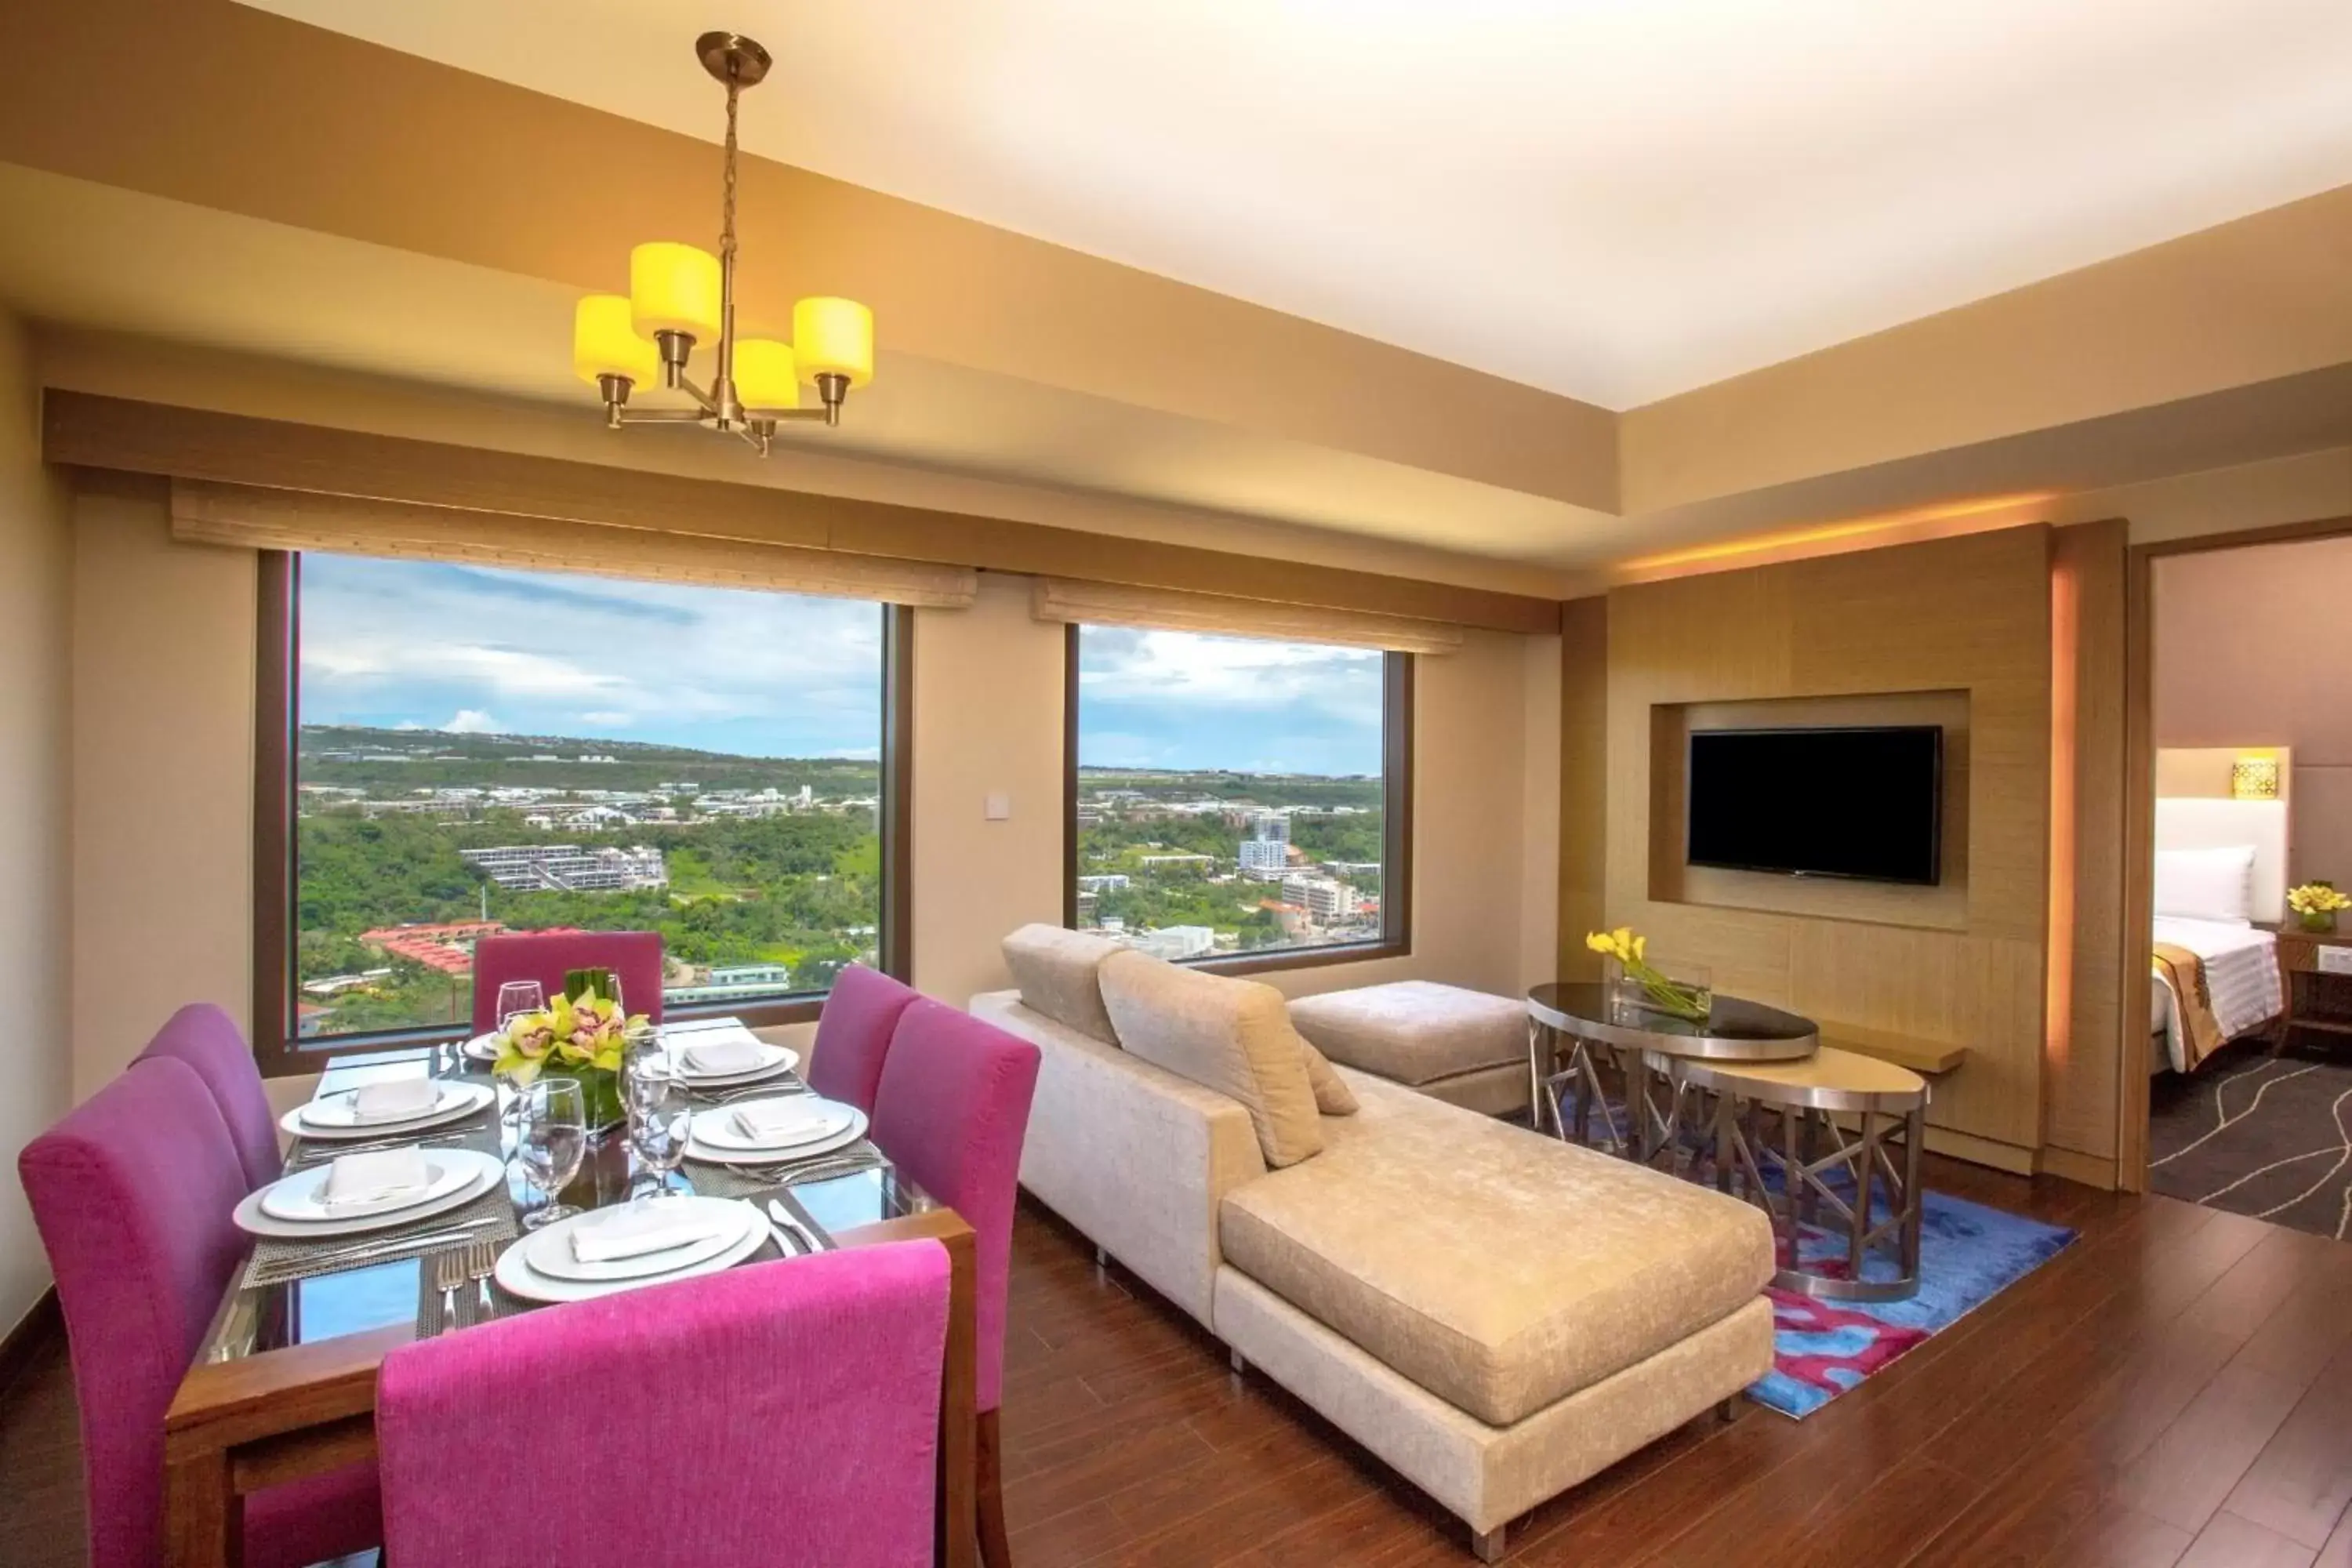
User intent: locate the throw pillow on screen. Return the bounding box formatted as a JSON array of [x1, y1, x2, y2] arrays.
[[1098, 949, 1326, 1166], [1000, 924, 1123, 1043]]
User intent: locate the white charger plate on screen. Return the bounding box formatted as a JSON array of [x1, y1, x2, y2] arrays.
[[672, 1037, 800, 1085], [282, 1080, 495, 1141], [495, 1200, 772, 1303], [234, 1149, 508, 1240], [690, 1098, 857, 1153], [684, 1105, 868, 1168], [524, 1196, 757, 1283], [259, 1155, 471, 1222], [461, 1033, 503, 1063]]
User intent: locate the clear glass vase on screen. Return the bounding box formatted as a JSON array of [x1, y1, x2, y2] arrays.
[[1606, 955, 1715, 1025]]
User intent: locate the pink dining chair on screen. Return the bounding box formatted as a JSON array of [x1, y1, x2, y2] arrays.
[[804, 963, 923, 1112], [16, 1056, 380, 1568], [869, 998, 1042, 1568], [470, 929, 666, 1033], [376, 1240, 951, 1567], [135, 1001, 282, 1189]]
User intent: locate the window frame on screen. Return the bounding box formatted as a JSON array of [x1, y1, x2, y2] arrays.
[[1060, 621, 1414, 976], [252, 550, 914, 1076]]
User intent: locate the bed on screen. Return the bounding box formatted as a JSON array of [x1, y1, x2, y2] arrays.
[[2149, 797, 2288, 1074]]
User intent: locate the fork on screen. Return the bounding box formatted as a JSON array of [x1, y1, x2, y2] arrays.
[[751, 1153, 886, 1185], [463, 1239, 500, 1325], [430, 1248, 465, 1336]]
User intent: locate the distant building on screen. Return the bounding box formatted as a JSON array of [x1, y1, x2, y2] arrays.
[[460, 844, 669, 893], [1283, 874, 1359, 922], [1122, 925, 1217, 961], [1138, 853, 1216, 869], [663, 962, 796, 1005], [1238, 813, 1294, 880], [1076, 874, 1131, 894], [1320, 861, 1381, 879]]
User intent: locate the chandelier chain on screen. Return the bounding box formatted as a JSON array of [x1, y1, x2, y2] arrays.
[[721, 78, 739, 263]]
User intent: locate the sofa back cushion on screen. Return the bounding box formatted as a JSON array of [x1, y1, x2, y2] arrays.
[[1001, 924, 1123, 1044], [1098, 950, 1323, 1167]]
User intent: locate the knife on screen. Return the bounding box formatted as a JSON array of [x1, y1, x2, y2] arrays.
[[765, 1200, 825, 1256]]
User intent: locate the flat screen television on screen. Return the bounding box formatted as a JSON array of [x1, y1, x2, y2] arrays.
[[1686, 726, 1944, 885]]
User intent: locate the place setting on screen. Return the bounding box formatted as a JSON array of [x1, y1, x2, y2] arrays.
[[234, 1138, 513, 1287], [666, 1024, 803, 1096], [278, 1075, 497, 1144]]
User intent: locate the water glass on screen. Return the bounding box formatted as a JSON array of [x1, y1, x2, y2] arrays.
[[627, 1061, 695, 1200], [495, 979, 546, 1032], [517, 1079, 588, 1229]]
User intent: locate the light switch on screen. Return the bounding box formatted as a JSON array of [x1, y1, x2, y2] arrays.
[[984, 792, 1012, 822]]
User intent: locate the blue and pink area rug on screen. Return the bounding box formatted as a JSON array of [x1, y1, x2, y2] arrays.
[[1747, 1189, 2076, 1417]]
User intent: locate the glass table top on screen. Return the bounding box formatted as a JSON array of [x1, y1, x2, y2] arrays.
[[201, 1044, 924, 1365]]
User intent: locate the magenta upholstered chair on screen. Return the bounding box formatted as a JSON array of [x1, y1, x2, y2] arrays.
[[135, 1001, 281, 1189], [16, 1057, 380, 1568], [377, 1240, 951, 1567], [804, 963, 923, 1112], [869, 998, 1041, 1568], [470, 929, 666, 1033]]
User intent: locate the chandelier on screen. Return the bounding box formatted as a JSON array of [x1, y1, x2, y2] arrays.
[[570, 31, 873, 455]]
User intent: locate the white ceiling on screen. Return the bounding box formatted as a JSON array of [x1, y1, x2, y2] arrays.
[[241, 0, 2352, 409]]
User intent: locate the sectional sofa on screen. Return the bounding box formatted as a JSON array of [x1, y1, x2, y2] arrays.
[[975, 926, 1775, 1560]]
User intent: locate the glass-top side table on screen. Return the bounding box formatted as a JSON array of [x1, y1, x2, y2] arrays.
[[1525, 982, 1818, 1166]]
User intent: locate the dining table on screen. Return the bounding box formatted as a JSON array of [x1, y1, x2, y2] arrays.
[[161, 1034, 978, 1568]]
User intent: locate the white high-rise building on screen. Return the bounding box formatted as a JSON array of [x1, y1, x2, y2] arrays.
[[1238, 811, 1292, 880]]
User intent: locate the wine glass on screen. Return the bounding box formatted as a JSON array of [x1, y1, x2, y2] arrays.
[[517, 1079, 587, 1229], [626, 1063, 695, 1201], [492, 980, 546, 1131]]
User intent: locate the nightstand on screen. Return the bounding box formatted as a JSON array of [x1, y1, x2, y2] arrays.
[[2270, 926, 2352, 1051]]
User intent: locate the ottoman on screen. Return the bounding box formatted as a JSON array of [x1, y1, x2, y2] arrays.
[[1287, 981, 1530, 1117]]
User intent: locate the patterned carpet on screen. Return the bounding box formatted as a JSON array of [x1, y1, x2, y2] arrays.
[[2149, 1041, 2352, 1241]]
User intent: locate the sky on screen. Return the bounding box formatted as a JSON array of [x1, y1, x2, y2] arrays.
[[298, 556, 1385, 776]]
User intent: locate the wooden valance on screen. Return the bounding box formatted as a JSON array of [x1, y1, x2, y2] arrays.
[[1029, 576, 1462, 654], [169, 480, 981, 608]]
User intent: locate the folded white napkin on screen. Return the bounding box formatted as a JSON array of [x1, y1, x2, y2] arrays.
[[730, 1098, 829, 1145], [570, 1200, 733, 1264], [684, 1035, 764, 1076], [323, 1147, 431, 1209], [349, 1079, 441, 1124]]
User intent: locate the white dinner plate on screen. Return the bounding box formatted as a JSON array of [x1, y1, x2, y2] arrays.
[[495, 1200, 773, 1303], [258, 1154, 473, 1222], [461, 1033, 503, 1063], [688, 1097, 858, 1153], [233, 1149, 508, 1240], [684, 1105, 868, 1168], [282, 1080, 495, 1141], [523, 1196, 758, 1283], [671, 1037, 800, 1086]]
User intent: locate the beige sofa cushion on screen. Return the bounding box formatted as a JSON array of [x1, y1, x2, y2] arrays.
[[1001, 924, 1122, 1044], [1287, 981, 1524, 1086], [1219, 1071, 1773, 1426], [1299, 1040, 1359, 1116], [1099, 950, 1325, 1167]]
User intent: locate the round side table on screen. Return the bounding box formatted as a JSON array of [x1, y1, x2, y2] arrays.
[[1525, 983, 1817, 1170], [1670, 1047, 1930, 1302]]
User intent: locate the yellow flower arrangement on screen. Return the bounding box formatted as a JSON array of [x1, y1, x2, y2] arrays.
[[490, 986, 647, 1086], [1584, 927, 1711, 1022], [2288, 883, 2351, 916]]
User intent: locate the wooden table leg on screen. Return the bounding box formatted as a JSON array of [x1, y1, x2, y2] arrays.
[[938, 1228, 978, 1568], [164, 1445, 241, 1568]]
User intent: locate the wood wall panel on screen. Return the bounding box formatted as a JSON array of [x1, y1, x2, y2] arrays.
[[1555, 596, 1610, 978], [1605, 526, 2056, 1156], [2045, 520, 2129, 1174]]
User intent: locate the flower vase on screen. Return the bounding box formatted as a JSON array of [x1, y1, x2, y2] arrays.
[[546, 1066, 625, 1137], [2302, 909, 2339, 935], [1605, 955, 1715, 1026]]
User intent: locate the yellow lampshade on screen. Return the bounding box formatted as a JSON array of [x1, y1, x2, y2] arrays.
[[732, 338, 799, 410], [630, 241, 722, 340], [2232, 757, 2281, 800], [792, 296, 874, 388], [572, 295, 659, 386]]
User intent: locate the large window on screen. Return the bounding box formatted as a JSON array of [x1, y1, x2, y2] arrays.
[[261, 553, 906, 1058], [1065, 625, 1411, 967]]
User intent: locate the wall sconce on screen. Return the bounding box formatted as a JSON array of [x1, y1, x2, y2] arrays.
[[2231, 757, 2281, 800]]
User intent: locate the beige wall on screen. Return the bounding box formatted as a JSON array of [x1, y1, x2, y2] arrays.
[[71, 477, 255, 1098], [67, 493, 1563, 1087], [2154, 535, 2352, 887], [0, 311, 71, 1330]]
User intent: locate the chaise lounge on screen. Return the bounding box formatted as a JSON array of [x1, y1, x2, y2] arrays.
[[976, 925, 1775, 1560]]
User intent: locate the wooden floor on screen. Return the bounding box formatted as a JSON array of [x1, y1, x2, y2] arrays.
[[5, 1159, 2352, 1566]]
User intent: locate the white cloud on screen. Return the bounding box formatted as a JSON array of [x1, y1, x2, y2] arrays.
[[442, 710, 505, 734], [579, 711, 634, 727]]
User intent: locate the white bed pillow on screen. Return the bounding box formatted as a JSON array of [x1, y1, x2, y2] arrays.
[[2153, 845, 2257, 925]]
